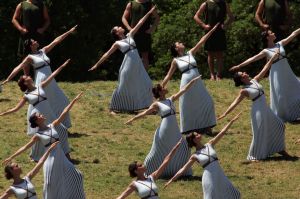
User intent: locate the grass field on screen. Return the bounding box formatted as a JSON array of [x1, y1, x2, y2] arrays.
[[0, 79, 299, 199]]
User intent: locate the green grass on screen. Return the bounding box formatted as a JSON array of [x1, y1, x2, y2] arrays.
[[0, 79, 299, 199]]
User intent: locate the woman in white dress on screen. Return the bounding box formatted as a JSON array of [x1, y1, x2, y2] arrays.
[[88, 7, 155, 114], [220, 52, 292, 161], [3, 93, 85, 199], [162, 24, 219, 135], [1, 25, 78, 129], [116, 139, 183, 199], [164, 114, 241, 199], [0, 142, 58, 199], [230, 28, 300, 123], [125, 76, 202, 178], [0, 60, 71, 161]]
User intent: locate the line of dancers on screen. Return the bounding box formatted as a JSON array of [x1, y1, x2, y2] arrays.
[[1, 4, 300, 199]]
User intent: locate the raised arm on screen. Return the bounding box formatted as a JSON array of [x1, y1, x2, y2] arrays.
[[209, 112, 241, 146], [161, 59, 177, 88], [229, 50, 266, 71], [194, 2, 210, 30], [11, 3, 28, 34], [0, 97, 27, 116], [170, 75, 201, 102], [129, 6, 156, 36], [88, 43, 119, 71], [0, 189, 14, 199], [189, 23, 219, 55], [27, 142, 59, 180], [164, 155, 197, 189], [122, 3, 133, 31], [52, 92, 83, 127], [2, 136, 39, 165], [145, 4, 160, 34], [1, 57, 32, 85], [42, 25, 77, 54], [254, 50, 279, 82], [125, 103, 158, 125], [255, 0, 269, 30], [151, 138, 182, 180], [218, 90, 248, 120], [41, 59, 70, 88], [116, 182, 136, 199], [37, 5, 50, 34], [280, 28, 300, 47]]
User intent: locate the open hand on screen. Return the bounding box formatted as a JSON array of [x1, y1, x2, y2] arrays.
[[61, 59, 71, 68], [125, 119, 133, 125], [163, 180, 172, 189], [74, 92, 84, 101], [231, 111, 242, 122], [88, 64, 98, 72], [217, 114, 226, 120], [2, 157, 12, 166], [69, 25, 78, 33], [49, 141, 59, 151], [229, 65, 239, 72]]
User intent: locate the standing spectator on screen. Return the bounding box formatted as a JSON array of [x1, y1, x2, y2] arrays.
[[122, 0, 160, 69], [255, 0, 292, 42], [12, 0, 50, 61], [194, 0, 234, 80]]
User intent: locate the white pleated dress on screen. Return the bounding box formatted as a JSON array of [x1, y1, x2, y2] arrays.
[[110, 34, 153, 112], [10, 176, 37, 199], [36, 125, 85, 199], [266, 42, 300, 122], [144, 98, 192, 178], [195, 143, 240, 199], [244, 80, 286, 160], [28, 49, 71, 129], [25, 85, 70, 161], [174, 52, 216, 134], [134, 175, 159, 199]]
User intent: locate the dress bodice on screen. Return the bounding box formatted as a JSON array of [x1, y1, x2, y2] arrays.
[[157, 98, 176, 118], [28, 50, 50, 69], [10, 176, 37, 199], [25, 85, 47, 106], [265, 42, 286, 60], [195, 143, 218, 168], [134, 176, 159, 199], [36, 124, 59, 148], [175, 52, 198, 73], [116, 34, 137, 54], [244, 80, 265, 101]]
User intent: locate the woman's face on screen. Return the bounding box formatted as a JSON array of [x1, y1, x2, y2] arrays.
[[30, 39, 39, 51], [238, 72, 249, 83], [267, 30, 276, 42], [113, 26, 125, 37], [35, 113, 46, 124], [193, 133, 202, 144], [159, 87, 168, 97], [23, 75, 33, 87], [135, 162, 146, 176], [10, 163, 22, 177], [175, 42, 185, 52]]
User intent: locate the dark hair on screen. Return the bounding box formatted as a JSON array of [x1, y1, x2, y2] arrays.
[[29, 113, 38, 128], [4, 165, 13, 180], [18, 76, 28, 92], [233, 72, 244, 87], [110, 27, 120, 41], [128, 161, 138, 178], [186, 133, 197, 148], [24, 39, 33, 55], [170, 43, 178, 57], [261, 30, 269, 49], [152, 84, 163, 99]]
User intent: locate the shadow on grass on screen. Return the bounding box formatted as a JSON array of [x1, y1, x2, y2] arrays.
[[0, 98, 11, 102], [68, 132, 90, 138], [160, 175, 202, 182], [264, 156, 299, 162]]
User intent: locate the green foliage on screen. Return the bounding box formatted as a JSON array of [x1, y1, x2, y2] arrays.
[[0, 0, 300, 81]]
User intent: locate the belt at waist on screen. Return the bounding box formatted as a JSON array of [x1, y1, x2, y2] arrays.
[[202, 158, 219, 169], [35, 64, 49, 70], [161, 112, 175, 119], [181, 66, 196, 74], [124, 47, 137, 54], [273, 57, 287, 64], [33, 98, 47, 107], [45, 139, 59, 147], [252, 92, 264, 102]]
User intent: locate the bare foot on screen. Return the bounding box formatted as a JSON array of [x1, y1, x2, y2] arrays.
[[296, 139, 300, 144], [216, 75, 222, 81], [110, 111, 117, 115], [210, 75, 216, 81]]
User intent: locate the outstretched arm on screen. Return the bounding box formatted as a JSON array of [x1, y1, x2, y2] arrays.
[[42, 25, 77, 54], [52, 92, 83, 127], [125, 103, 158, 125], [255, 0, 269, 30], [280, 28, 300, 46], [218, 90, 248, 120], [254, 50, 279, 82], [145, 4, 160, 34], [27, 142, 59, 180], [194, 2, 210, 30], [129, 6, 156, 36], [0, 97, 27, 116], [209, 112, 241, 146], [2, 136, 39, 165], [122, 3, 133, 31], [161, 59, 177, 88], [189, 23, 219, 55], [0, 189, 14, 199], [1, 57, 32, 86], [229, 50, 266, 71], [116, 182, 136, 199], [41, 59, 70, 88], [151, 138, 182, 180], [170, 75, 202, 102], [164, 155, 197, 189], [88, 43, 119, 71]]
